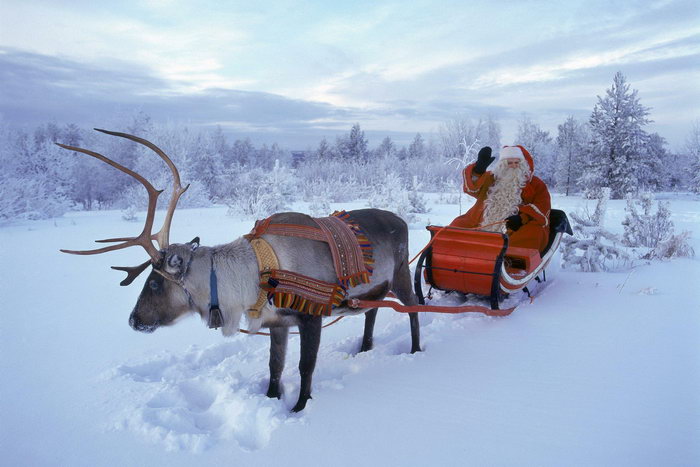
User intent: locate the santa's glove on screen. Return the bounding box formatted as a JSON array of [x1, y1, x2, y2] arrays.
[[473, 146, 495, 174], [505, 214, 523, 231]]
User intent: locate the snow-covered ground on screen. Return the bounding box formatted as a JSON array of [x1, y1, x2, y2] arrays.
[[1, 194, 698, 466]]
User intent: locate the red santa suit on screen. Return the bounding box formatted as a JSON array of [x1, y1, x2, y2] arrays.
[[450, 145, 551, 253]]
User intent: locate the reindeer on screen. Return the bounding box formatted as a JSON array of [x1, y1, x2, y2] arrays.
[[58, 129, 421, 412]]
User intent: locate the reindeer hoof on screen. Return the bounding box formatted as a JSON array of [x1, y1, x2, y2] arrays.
[[266, 387, 282, 399], [291, 395, 312, 412]]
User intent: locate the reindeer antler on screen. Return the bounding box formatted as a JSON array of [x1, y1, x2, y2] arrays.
[[111, 260, 153, 286], [56, 129, 190, 284], [93, 129, 190, 248]]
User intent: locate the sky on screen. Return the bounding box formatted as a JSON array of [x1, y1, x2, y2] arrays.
[[1, 0, 698, 150]]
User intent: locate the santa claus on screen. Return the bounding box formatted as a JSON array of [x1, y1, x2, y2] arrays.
[[449, 145, 551, 253]]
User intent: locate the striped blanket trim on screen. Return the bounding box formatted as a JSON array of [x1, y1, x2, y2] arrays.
[[260, 269, 345, 316], [331, 210, 374, 280], [249, 211, 374, 315], [259, 223, 327, 242], [314, 215, 369, 288]]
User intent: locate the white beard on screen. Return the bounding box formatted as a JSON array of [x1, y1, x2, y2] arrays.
[[480, 161, 530, 232]]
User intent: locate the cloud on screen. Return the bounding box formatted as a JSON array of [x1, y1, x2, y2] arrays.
[[0, 49, 343, 130], [0, 47, 505, 146], [1, 0, 698, 148]]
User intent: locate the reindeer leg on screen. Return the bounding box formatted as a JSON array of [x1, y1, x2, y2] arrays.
[[266, 326, 289, 399], [292, 314, 322, 412], [360, 308, 378, 352], [392, 261, 422, 354], [408, 312, 421, 354]]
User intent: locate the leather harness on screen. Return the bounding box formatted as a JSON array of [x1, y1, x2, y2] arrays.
[[208, 237, 280, 329]]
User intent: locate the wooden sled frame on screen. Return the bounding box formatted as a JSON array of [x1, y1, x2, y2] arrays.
[[413, 209, 573, 310]]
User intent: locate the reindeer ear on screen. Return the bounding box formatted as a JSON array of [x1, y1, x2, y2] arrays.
[[189, 237, 200, 251]]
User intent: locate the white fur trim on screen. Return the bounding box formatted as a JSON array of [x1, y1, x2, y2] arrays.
[[499, 146, 525, 162], [526, 203, 549, 227]]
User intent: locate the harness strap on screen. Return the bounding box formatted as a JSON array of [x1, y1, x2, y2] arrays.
[[248, 237, 280, 319], [208, 255, 223, 329]]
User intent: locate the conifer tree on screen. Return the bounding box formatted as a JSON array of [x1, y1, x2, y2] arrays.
[[687, 119, 700, 194], [314, 137, 335, 161], [408, 133, 425, 159], [580, 72, 651, 199], [336, 123, 369, 162], [640, 133, 666, 192], [375, 136, 395, 159]]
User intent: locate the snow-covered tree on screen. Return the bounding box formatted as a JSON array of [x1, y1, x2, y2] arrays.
[[561, 188, 631, 271], [439, 118, 474, 161], [368, 172, 415, 223], [61, 123, 83, 146], [407, 175, 430, 214], [439, 118, 482, 162], [555, 116, 587, 195], [617, 191, 693, 260], [188, 128, 226, 200], [229, 138, 255, 167], [638, 133, 666, 192], [621, 193, 673, 248], [225, 161, 292, 218], [313, 137, 335, 162], [408, 133, 425, 159], [580, 72, 651, 199], [121, 204, 138, 222], [308, 197, 331, 217], [644, 231, 695, 260], [439, 116, 501, 161], [515, 115, 557, 186], [483, 115, 502, 150], [396, 146, 409, 161], [0, 125, 76, 220], [375, 136, 395, 159], [336, 123, 369, 162], [686, 119, 700, 193]]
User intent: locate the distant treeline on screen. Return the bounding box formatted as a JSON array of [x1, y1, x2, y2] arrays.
[[1, 72, 698, 222]]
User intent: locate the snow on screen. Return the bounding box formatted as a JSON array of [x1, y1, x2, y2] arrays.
[[1, 194, 699, 466]]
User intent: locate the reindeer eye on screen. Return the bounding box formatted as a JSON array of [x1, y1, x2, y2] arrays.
[[149, 279, 159, 291]]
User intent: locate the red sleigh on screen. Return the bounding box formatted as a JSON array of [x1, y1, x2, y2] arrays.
[[349, 209, 572, 316], [413, 209, 573, 311]]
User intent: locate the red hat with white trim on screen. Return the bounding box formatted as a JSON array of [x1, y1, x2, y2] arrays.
[[499, 145, 534, 173]]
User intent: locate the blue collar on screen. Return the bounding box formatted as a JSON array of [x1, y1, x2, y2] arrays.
[[208, 254, 223, 329]]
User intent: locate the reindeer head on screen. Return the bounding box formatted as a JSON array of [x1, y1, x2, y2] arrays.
[[129, 238, 204, 332], [57, 129, 198, 333]]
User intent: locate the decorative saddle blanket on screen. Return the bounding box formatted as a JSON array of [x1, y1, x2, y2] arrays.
[[248, 211, 374, 316]]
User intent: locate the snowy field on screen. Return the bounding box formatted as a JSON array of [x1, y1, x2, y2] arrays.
[[1, 193, 699, 466]]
